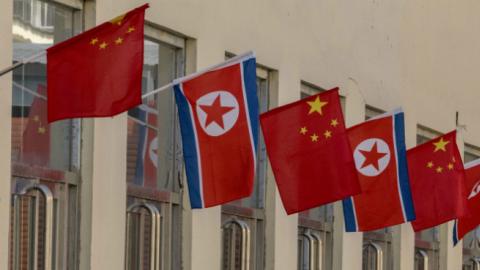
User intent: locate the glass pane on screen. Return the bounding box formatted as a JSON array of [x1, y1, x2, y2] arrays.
[[229, 76, 269, 208], [126, 39, 182, 192], [12, 0, 81, 171]]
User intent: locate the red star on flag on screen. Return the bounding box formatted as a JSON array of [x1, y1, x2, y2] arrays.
[[359, 142, 388, 171], [199, 95, 235, 129]]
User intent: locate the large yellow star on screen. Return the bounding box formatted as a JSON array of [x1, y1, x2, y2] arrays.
[[307, 96, 328, 115], [433, 137, 449, 152]]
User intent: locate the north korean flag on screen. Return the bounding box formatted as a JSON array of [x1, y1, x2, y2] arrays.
[[343, 109, 415, 232], [133, 104, 158, 188], [454, 159, 480, 245], [174, 53, 258, 209]]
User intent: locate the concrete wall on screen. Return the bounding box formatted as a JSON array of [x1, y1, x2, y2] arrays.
[[0, 0, 12, 268], [3, 0, 480, 269]]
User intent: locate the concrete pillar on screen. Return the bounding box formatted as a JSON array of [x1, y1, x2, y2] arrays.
[[79, 2, 129, 269], [332, 78, 365, 270], [0, 0, 12, 268], [392, 108, 417, 270]]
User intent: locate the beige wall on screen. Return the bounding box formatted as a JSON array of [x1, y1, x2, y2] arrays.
[[0, 0, 12, 268], [90, 0, 480, 269], [3, 0, 480, 269]]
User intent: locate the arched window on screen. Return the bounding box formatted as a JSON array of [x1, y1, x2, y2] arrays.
[[414, 249, 429, 270], [221, 219, 251, 270], [362, 241, 383, 270], [298, 229, 323, 270]]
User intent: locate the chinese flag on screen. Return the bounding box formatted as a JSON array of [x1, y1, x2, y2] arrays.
[[454, 159, 480, 245], [22, 85, 50, 167], [260, 88, 361, 214], [408, 131, 468, 231], [47, 4, 148, 123]]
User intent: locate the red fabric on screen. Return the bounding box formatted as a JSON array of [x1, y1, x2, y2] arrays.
[[347, 113, 411, 231], [22, 85, 50, 166], [260, 88, 360, 214], [47, 4, 148, 123], [455, 161, 480, 242], [409, 131, 467, 231]]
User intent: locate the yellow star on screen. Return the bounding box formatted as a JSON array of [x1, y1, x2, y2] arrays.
[[324, 130, 332, 139], [109, 14, 125, 25], [99, 42, 108, 49], [427, 161, 434, 168], [300, 127, 308, 135], [90, 38, 99, 45], [310, 133, 319, 142], [433, 137, 449, 152], [33, 115, 40, 122], [436, 166, 443, 173], [127, 27, 135, 33], [307, 96, 328, 115], [330, 119, 339, 127], [448, 163, 454, 170], [38, 126, 46, 134], [115, 37, 123, 45]]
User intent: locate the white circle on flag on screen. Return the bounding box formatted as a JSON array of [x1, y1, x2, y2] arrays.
[[353, 138, 391, 177], [196, 91, 239, 136], [149, 137, 158, 168], [468, 180, 480, 200]]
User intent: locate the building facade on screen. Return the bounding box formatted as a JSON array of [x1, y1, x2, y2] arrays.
[[1, 0, 480, 269]]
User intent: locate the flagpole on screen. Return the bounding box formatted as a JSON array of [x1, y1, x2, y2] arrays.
[[0, 50, 47, 77], [141, 50, 255, 100]]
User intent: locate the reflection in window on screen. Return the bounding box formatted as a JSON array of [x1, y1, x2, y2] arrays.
[[12, 0, 82, 171], [126, 39, 182, 192]]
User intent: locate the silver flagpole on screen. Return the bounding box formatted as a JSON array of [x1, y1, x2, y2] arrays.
[[0, 50, 47, 77]]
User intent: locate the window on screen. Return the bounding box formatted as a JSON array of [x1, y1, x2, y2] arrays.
[[124, 26, 185, 270], [9, 1, 82, 269], [362, 105, 392, 270], [363, 242, 383, 270], [221, 61, 273, 270], [297, 82, 334, 270], [414, 126, 441, 270]]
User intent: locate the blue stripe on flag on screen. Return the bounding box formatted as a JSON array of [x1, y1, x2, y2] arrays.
[[453, 220, 459, 246], [174, 84, 203, 208], [242, 58, 259, 152], [342, 197, 358, 232], [394, 112, 416, 221], [133, 108, 147, 186]]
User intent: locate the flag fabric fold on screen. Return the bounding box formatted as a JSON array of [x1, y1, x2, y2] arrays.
[[174, 53, 258, 209], [409, 131, 468, 232], [47, 4, 148, 122], [343, 109, 415, 232], [453, 159, 480, 245], [260, 88, 360, 214]]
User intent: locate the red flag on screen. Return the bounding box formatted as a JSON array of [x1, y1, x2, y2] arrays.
[[408, 131, 468, 231], [343, 110, 415, 232], [47, 4, 148, 123], [21, 85, 50, 166], [454, 159, 480, 245], [260, 88, 361, 214]]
